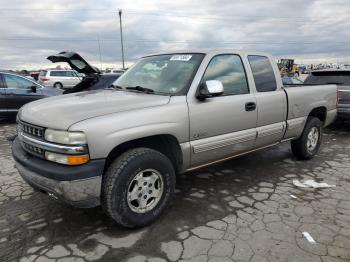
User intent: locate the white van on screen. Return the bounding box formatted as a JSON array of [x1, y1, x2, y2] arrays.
[[38, 69, 82, 89]]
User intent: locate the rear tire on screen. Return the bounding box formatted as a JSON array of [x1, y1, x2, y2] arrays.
[[53, 82, 63, 89], [101, 148, 176, 228], [291, 117, 322, 160]]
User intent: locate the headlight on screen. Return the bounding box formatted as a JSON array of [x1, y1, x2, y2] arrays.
[[45, 129, 87, 145], [45, 152, 89, 165]]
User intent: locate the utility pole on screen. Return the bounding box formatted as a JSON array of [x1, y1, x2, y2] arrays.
[[118, 9, 125, 70], [97, 36, 102, 71]]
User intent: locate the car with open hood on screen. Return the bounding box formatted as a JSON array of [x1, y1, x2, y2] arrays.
[[44, 51, 122, 93]]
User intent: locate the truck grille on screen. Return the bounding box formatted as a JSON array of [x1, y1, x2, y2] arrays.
[[19, 122, 44, 139], [22, 142, 44, 157]]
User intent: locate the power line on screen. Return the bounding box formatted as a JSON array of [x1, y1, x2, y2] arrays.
[[0, 37, 349, 45], [0, 7, 336, 20], [0, 7, 343, 23]]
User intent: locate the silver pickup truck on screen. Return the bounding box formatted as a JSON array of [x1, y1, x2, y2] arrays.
[[12, 49, 337, 227]]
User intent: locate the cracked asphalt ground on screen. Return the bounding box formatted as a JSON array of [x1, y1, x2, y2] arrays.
[[1, 122, 350, 262]]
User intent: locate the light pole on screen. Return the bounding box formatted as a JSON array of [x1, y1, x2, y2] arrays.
[[97, 36, 102, 71], [118, 9, 125, 70]]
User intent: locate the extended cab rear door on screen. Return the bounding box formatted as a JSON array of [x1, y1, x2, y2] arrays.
[[188, 53, 258, 167], [246, 55, 287, 147]]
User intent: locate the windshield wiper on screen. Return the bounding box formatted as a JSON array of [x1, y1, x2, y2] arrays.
[[126, 86, 154, 93]]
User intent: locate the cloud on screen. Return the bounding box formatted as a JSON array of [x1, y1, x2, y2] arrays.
[[1, 0, 350, 69]]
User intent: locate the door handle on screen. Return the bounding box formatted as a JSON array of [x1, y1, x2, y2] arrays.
[[245, 102, 256, 111]]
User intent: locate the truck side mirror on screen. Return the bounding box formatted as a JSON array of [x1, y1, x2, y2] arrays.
[[197, 80, 224, 99]]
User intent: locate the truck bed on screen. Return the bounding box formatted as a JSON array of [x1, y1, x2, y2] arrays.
[[283, 84, 338, 139]]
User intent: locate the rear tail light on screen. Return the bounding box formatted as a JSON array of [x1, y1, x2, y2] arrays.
[[41, 77, 50, 82]]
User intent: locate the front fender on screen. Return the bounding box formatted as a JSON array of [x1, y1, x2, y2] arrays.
[[69, 96, 189, 159]]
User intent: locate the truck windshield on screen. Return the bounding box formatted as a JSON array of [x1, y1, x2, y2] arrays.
[[304, 71, 350, 85], [112, 53, 204, 95]]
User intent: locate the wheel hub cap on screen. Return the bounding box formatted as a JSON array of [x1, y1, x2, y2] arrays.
[[307, 127, 319, 152], [127, 169, 164, 213]]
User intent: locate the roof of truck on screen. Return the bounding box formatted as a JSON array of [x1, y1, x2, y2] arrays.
[[143, 49, 271, 58]]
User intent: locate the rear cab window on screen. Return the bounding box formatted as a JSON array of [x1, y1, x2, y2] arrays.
[[248, 55, 277, 92]]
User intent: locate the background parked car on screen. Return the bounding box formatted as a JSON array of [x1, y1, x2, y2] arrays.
[[38, 69, 82, 89], [0, 71, 62, 119], [46, 51, 123, 94], [282, 76, 304, 85], [63, 73, 122, 94], [304, 69, 350, 119]]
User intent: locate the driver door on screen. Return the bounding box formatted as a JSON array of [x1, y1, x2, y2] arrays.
[[3, 74, 43, 116], [188, 54, 258, 167]]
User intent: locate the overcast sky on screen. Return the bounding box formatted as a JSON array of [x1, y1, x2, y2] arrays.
[[0, 0, 349, 70]]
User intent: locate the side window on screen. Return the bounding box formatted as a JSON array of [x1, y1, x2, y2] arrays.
[[248, 55, 277, 92], [67, 71, 76, 77], [50, 71, 60, 77], [3, 75, 34, 89], [203, 54, 249, 95]]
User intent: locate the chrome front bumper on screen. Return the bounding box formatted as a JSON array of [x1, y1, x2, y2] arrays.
[[15, 161, 101, 208]]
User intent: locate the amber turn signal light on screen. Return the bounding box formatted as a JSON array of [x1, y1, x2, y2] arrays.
[[67, 155, 90, 165]]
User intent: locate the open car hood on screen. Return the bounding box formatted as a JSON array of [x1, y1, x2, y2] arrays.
[[47, 51, 100, 75]]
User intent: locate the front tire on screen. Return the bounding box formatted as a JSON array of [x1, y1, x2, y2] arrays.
[[101, 148, 176, 228], [291, 117, 322, 160]]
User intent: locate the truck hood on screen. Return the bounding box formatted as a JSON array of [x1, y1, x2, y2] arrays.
[[19, 90, 171, 130]]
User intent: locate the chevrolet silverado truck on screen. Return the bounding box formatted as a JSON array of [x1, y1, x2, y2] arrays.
[[12, 49, 337, 227]]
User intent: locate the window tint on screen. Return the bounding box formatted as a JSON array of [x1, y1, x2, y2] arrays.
[[39, 70, 47, 76], [203, 54, 249, 95], [50, 71, 73, 77], [50, 71, 62, 77], [67, 71, 76, 77], [248, 55, 277, 92], [4, 75, 34, 89]]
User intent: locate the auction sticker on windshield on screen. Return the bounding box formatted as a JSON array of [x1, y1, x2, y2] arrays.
[[170, 55, 192, 61]]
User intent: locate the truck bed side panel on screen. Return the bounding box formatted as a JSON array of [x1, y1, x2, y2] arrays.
[[283, 84, 337, 139]]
